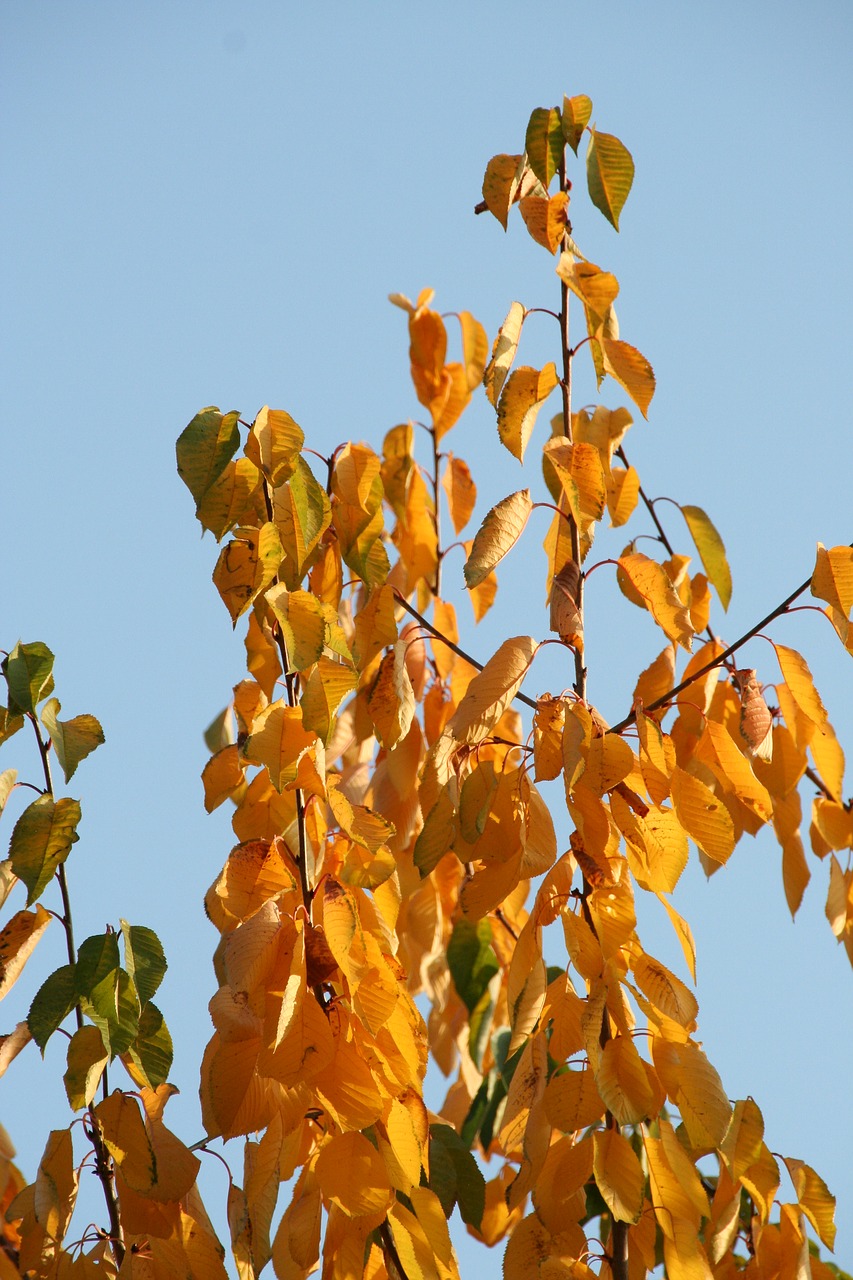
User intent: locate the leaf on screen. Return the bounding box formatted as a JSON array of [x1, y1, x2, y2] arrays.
[[447, 919, 499, 1014], [556, 255, 620, 320], [481, 153, 523, 230], [774, 644, 828, 726], [441, 454, 477, 536], [196, 456, 263, 541], [680, 504, 732, 611], [9, 795, 81, 906], [176, 406, 241, 510], [593, 1128, 644, 1222], [458, 311, 489, 391], [519, 191, 569, 253], [367, 642, 415, 749], [633, 952, 698, 1027], [496, 364, 559, 462], [595, 336, 655, 417], [0, 767, 18, 816], [445, 635, 538, 746], [783, 1157, 836, 1251], [586, 128, 635, 230], [544, 1067, 606, 1131], [617, 553, 694, 649], [483, 301, 526, 407], [429, 1124, 486, 1231], [0, 904, 51, 1002], [811, 543, 853, 649], [562, 93, 593, 153], [120, 922, 167, 1007], [670, 766, 736, 865], [222, 522, 283, 624], [124, 1002, 174, 1088], [39, 699, 105, 783], [525, 107, 564, 185], [64, 1025, 109, 1110], [464, 490, 532, 589], [243, 405, 304, 486], [28, 964, 77, 1051], [95, 1091, 157, 1194], [549, 560, 583, 650], [300, 656, 358, 746], [2, 641, 54, 715]]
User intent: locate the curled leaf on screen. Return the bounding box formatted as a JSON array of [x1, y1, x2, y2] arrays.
[[464, 490, 532, 589], [483, 302, 526, 408]]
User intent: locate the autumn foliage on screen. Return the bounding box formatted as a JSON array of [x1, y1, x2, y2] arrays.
[[2, 93, 853, 1280]]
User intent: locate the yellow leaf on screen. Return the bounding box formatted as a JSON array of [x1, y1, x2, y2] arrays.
[[593, 1128, 644, 1223], [464, 489, 532, 589], [445, 635, 538, 746], [618, 553, 693, 649], [244, 406, 304, 487], [582, 733, 634, 796], [634, 643, 676, 716], [606, 464, 640, 527], [265, 586, 327, 673], [481, 154, 523, 231], [633, 952, 698, 1027], [721, 1097, 764, 1182], [595, 1036, 656, 1125], [519, 191, 569, 253], [213, 522, 283, 625], [484, 301, 526, 406], [196, 456, 263, 541], [64, 1025, 108, 1110], [656, 894, 697, 983], [202, 744, 245, 813], [595, 336, 655, 417], [811, 542, 853, 615], [244, 702, 319, 793], [562, 93, 592, 154], [544, 1067, 606, 1132], [95, 1092, 156, 1193], [556, 255, 620, 320], [533, 1134, 594, 1232], [774, 644, 828, 726], [367, 642, 415, 749], [458, 311, 489, 391], [644, 1131, 703, 1236], [542, 438, 607, 529], [314, 1131, 393, 1220], [497, 364, 559, 462], [441, 455, 477, 536], [670, 766, 736, 865], [694, 721, 772, 824], [783, 1157, 836, 1251], [586, 128, 635, 230], [300, 656, 358, 746], [653, 1038, 731, 1149], [681, 504, 732, 611], [741, 1142, 780, 1223]]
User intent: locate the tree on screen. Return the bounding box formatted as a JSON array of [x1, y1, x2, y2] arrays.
[[1, 91, 851, 1280]]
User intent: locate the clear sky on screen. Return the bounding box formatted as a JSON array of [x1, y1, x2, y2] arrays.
[[2, 1, 852, 1272]]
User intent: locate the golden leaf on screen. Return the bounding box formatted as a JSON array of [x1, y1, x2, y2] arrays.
[[783, 1157, 836, 1251], [441, 455, 477, 536], [595, 1036, 656, 1125], [244, 406, 304, 487], [464, 489, 532, 589], [594, 336, 655, 417], [774, 644, 828, 727], [444, 635, 538, 746], [586, 128, 635, 230], [681, 503, 732, 611], [0, 904, 51, 1002], [367, 642, 415, 749], [544, 1068, 606, 1132], [314, 1131, 393, 1220], [592, 1128, 644, 1223], [496, 364, 559, 462], [549, 560, 583, 650], [606, 464, 640, 527], [633, 952, 698, 1027], [617, 553, 693, 649], [562, 93, 592, 154], [669, 766, 735, 865], [481, 154, 524, 230], [483, 301, 526, 406], [519, 191, 570, 253]]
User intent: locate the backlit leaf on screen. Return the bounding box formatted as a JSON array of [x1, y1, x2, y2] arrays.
[[39, 698, 104, 783], [213, 522, 283, 625], [562, 93, 592, 154], [519, 191, 569, 253], [586, 128, 634, 230], [593, 1128, 644, 1223], [464, 489, 532, 592], [496, 364, 559, 462], [483, 301, 526, 407], [633, 952, 698, 1027], [774, 644, 827, 726], [783, 1157, 836, 1251], [0, 904, 51, 1002], [176, 406, 241, 510], [64, 1025, 108, 1110], [9, 795, 81, 906], [3, 641, 55, 716], [120, 921, 167, 1007], [196, 456, 263, 541], [445, 635, 538, 745], [441, 454, 477, 536], [595, 336, 655, 417], [618, 553, 693, 649], [525, 107, 564, 186], [681, 504, 732, 611], [670, 766, 736, 864], [481, 153, 523, 230], [244, 405, 304, 487]]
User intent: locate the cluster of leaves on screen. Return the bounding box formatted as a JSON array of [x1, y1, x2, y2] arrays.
[[1, 91, 852, 1280]]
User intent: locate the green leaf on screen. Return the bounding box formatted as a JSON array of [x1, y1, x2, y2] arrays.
[[81, 967, 140, 1058], [468, 987, 495, 1072], [124, 1001, 173, 1087], [2, 641, 55, 715], [196, 457, 263, 541], [562, 94, 592, 154], [525, 107, 564, 186], [681, 504, 733, 611], [429, 1124, 486, 1231], [28, 963, 77, 1051], [176, 406, 241, 511], [120, 921, 167, 1006], [204, 705, 236, 754], [9, 795, 81, 906], [447, 918, 499, 1014], [40, 698, 105, 783], [64, 1024, 109, 1110], [277, 456, 333, 588], [586, 127, 635, 230], [76, 932, 121, 1000]]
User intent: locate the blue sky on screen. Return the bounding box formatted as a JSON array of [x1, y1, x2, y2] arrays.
[[2, 1, 852, 1271]]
